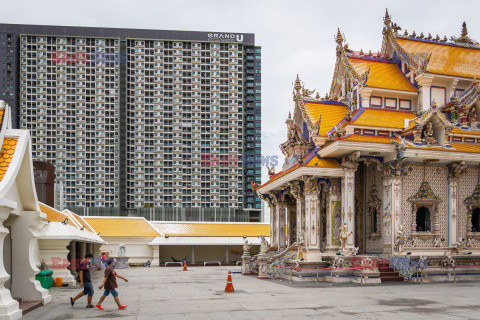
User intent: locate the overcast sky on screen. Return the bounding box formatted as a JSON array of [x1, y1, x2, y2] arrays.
[[2, 0, 479, 215]]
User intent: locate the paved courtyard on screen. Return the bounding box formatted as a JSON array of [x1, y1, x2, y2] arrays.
[[24, 266, 480, 320]]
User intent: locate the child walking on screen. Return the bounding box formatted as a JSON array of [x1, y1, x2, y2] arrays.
[[95, 259, 128, 310]]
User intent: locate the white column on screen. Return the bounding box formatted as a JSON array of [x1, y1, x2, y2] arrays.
[[38, 239, 76, 286], [69, 241, 77, 275], [11, 211, 51, 305], [151, 246, 160, 267], [304, 178, 321, 250], [326, 179, 341, 251], [276, 202, 286, 250], [191, 245, 195, 264], [342, 169, 356, 252], [268, 201, 278, 247], [417, 74, 434, 111], [382, 174, 403, 254], [0, 204, 22, 319], [290, 182, 304, 245]]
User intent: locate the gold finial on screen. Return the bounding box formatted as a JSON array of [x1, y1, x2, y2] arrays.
[[404, 29, 408, 36], [419, 32, 425, 39], [315, 92, 320, 99], [435, 34, 440, 41], [336, 28, 343, 45], [288, 111, 292, 119], [368, 50, 372, 57], [411, 31, 416, 37], [427, 33, 432, 40], [443, 35, 448, 42], [461, 21, 468, 39], [360, 48, 364, 55], [294, 74, 301, 93], [384, 9, 391, 27]]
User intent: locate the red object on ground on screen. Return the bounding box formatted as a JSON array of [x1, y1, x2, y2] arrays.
[[224, 271, 235, 293], [95, 304, 104, 310], [183, 261, 188, 271]]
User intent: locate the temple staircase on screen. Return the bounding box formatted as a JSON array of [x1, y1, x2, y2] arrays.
[[378, 259, 404, 282]]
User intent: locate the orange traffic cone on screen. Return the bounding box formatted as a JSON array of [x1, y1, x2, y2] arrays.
[[183, 261, 188, 271], [224, 271, 234, 293]]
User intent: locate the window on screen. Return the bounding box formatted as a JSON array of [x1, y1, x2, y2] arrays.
[[472, 208, 480, 232], [416, 206, 431, 232]]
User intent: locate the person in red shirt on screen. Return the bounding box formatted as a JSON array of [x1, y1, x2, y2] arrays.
[[95, 259, 128, 310]]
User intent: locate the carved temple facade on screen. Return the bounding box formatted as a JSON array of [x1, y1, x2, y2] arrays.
[[256, 11, 480, 260]]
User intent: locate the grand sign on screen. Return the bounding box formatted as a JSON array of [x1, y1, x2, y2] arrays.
[[207, 33, 244, 43]]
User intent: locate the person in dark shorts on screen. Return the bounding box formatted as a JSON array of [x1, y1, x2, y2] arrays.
[[70, 253, 95, 308], [95, 258, 128, 310]]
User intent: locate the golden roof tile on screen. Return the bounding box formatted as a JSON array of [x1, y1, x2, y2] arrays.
[[39, 203, 77, 227], [451, 127, 480, 136], [348, 57, 418, 92], [303, 101, 349, 136], [348, 108, 416, 129], [152, 222, 270, 237], [83, 217, 161, 237], [397, 38, 480, 78], [338, 134, 398, 144], [0, 138, 17, 182]]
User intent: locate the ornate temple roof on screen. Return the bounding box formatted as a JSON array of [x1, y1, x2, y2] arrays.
[[152, 222, 270, 237], [39, 203, 78, 227], [348, 57, 418, 92], [84, 217, 162, 237], [345, 108, 416, 129], [337, 134, 398, 144], [303, 100, 349, 136], [258, 149, 341, 189], [397, 37, 480, 79], [0, 138, 17, 182]]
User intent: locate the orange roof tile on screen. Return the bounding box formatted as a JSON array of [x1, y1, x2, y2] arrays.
[[338, 134, 397, 144], [349, 108, 416, 129], [68, 211, 96, 233], [451, 127, 480, 136], [0, 138, 17, 182], [39, 203, 77, 227], [397, 38, 480, 78], [259, 149, 341, 189], [450, 142, 480, 153], [303, 101, 349, 136], [348, 57, 418, 92], [152, 222, 270, 237], [83, 217, 161, 237]]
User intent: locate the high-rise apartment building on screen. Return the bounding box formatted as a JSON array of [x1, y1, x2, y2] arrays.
[[0, 24, 261, 220]]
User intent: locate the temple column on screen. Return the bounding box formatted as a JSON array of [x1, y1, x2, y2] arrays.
[[326, 179, 341, 252], [69, 241, 77, 275], [342, 168, 356, 253], [267, 199, 278, 248], [78, 242, 86, 263], [448, 161, 466, 246], [0, 202, 22, 319], [417, 74, 434, 111], [276, 202, 287, 250], [151, 246, 160, 267], [382, 173, 403, 254], [286, 203, 296, 246], [304, 177, 321, 250], [290, 181, 305, 245]]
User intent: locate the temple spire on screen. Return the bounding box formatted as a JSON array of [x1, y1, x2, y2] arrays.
[[294, 74, 302, 93], [336, 28, 343, 46], [384, 8, 391, 27], [461, 21, 468, 39]]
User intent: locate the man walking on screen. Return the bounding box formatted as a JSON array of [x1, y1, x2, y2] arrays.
[[95, 259, 128, 310], [70, 253, 95, 308]]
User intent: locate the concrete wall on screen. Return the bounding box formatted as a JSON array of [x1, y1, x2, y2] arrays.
[[159, 245, 258, 264], [99, 237, 155, 265]]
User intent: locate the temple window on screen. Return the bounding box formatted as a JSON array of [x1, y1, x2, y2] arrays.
[[472, 208, 480, 232], [416, 206, 431, 232]]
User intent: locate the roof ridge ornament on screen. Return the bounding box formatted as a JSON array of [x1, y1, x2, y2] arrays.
[[451, 22, 479, 47]]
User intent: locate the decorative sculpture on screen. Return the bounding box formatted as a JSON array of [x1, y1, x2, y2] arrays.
[[243, 239, 251, 257], [118, 244, 126, 257], [266, 166, 276, 178], [395, 225, 405, 253], [259, 235, 269, 254], [423, 122, 436, 145]]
